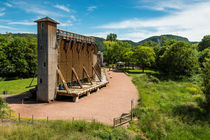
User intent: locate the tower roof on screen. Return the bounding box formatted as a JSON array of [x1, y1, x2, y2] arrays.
[[34, 17, 59, 24]]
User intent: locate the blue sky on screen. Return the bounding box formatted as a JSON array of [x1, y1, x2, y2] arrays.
[[0, 0, 210, 42]]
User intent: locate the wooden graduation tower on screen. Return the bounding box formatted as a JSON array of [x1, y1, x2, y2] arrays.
[[35, 17, 108, 102]]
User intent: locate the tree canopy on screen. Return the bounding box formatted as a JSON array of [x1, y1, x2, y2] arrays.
[[159, 41, 199, 77], [198, 35, 210, 51], [134, 46, 155, 72], [203, 59, 210, 111], [106, 33, 117, 41], [0, 34, 37, 78]]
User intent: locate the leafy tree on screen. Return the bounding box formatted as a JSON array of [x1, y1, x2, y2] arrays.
[[5, 37, 29, 77], [202, 59, 210, 112], [199, 48, 210, 67], [106, 33, 117, 41], [0, 35, 11, 76], [198, 35, 210, 51], [159, 41, 199, 77], [134, 46, 155, 72], [103, 41, 133, 65], [142, 40, 158, 47], [25, 36, 37, 77]]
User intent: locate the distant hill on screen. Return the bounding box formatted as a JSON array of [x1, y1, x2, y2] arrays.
[[138, 34, 190, 45], [121, 40, 139, 46], [3, 33, 37, 38], [93, 37, 106, 51], [2, 33, 198, 51]]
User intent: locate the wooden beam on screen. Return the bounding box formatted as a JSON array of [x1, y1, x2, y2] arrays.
[[56, 38, 62, 49], [57, 67, 70, 94], [83, 66, 93, 85], [72, 67, 83, 88], [92, 65, 102, 82]]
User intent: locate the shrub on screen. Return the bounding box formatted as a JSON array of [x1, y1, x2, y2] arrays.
[[159, 41, 199, 78], [202, 59, 210, 112]]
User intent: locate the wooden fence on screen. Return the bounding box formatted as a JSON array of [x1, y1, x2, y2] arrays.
[[113, 113, 132, 127]]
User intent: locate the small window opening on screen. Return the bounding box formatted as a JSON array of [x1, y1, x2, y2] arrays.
[[40, 78, 42, 84]]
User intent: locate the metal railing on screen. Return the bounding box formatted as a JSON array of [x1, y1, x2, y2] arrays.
[[57, 29, 95, 43]]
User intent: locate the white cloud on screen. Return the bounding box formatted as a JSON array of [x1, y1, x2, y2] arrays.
[[138, 0, 209, 12], [4, 3, 13, 7], [10, 1, 62, 17], [97, 1, 210, 41], [0, 13, 5, 16], [86, 32, 111, 38], [0, 25, 16, 30], [87, 6, 97, 12], [8, 21, 35, 26], [54, 5, 70, 12]]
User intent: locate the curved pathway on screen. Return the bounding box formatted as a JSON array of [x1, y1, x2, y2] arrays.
[[8, 69, 138, 125]]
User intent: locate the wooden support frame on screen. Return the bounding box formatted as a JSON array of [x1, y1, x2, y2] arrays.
[[92, 65, 102, 82], [72, 67, 83, 88], [57, 67, 70, 94], [83, 66, 93, 85]]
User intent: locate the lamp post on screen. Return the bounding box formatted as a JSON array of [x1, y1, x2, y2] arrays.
[[131, 98, 134, 120]]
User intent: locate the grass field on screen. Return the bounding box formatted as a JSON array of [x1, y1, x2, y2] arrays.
[[128, 69, 210, 139], [0, 78, 37, 95], [0, 120, 138, 140]]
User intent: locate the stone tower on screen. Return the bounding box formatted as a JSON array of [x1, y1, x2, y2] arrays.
[[34, 17, 59, 102]]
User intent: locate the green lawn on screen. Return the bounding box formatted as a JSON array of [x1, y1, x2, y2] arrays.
[[0, 120, 138, 140], [0, 78, 37, 95], [128, 69, 210, 139]]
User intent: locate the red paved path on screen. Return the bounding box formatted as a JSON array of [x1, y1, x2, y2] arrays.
[[9, 70, 138, 125]]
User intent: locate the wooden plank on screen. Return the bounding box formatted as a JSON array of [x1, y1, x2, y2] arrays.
[[83, 66, 93, 85], [72, 67, 83, 88], [57, 67, 70, 94], [113, 113, 132, 127], [92, 65, 101, 82]]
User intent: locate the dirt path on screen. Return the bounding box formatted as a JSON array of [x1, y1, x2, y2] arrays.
[[8, 70, 138, 125]]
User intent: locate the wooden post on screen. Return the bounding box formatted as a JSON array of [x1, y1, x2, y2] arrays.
[[57, 67, 70, 93], [18, 113, 20, 123], [32, 115, 34, 124], [83, 66, 93, 84], [131, 99, 134, 120], [92, 66, 102, 82], [47, 116, 48, 123], [72, 68, 83, 88], [113, 118, 115, 127]]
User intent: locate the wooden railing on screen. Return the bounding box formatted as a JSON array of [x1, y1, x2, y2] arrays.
[[113, 113, 132, 127], [57, 29, 95, 43]]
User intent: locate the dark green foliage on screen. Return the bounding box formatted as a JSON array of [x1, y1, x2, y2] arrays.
[[203, 59, 210, 110], [0, 34, 37, 78], [199, 48, 210, 66], [121, 40, 139, 46], [198, 35, 210, 51], [134, 46, 155, 72], [0, 97, 4, 106], [94, 37, 106, 51], [158, 41, 199, 77], [106, 33, 117, 41]]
